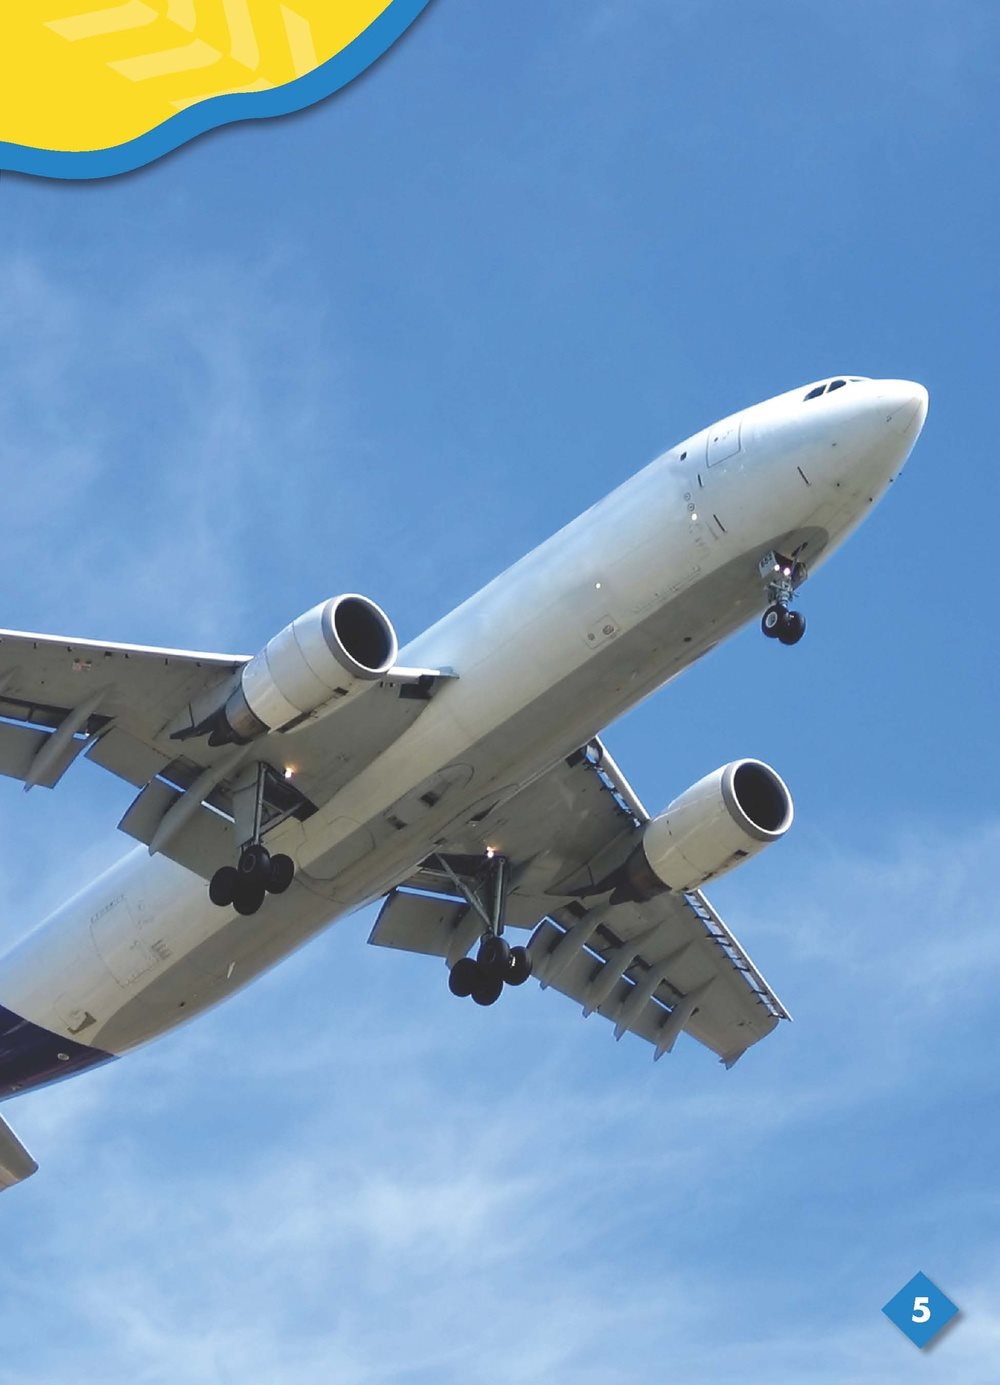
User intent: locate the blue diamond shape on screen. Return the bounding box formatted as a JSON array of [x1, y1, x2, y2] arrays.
[[882, 1271, 959, 1348]]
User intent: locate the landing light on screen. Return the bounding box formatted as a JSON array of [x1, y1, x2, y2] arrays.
[[690, 512, 698, 522], [284, 766, 295, 779]]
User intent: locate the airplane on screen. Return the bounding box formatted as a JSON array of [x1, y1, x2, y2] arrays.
[[0, 375, 928, 1191]]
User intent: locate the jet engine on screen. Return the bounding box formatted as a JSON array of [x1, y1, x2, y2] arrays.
[[616, 759, 793, 900], [216, 594, 398, 743]]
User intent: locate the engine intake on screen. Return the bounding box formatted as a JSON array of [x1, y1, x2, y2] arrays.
[[617, 759, 793, 899], [220, 594, 398, 743]]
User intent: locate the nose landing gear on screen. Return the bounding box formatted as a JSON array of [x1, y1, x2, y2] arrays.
[[427, 851, 533, 1006], [759, 550, 807, 646], [762, 603, 806, 645]]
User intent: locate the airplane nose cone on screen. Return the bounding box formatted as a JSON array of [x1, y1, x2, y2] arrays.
[[878, 380, 929, 438]]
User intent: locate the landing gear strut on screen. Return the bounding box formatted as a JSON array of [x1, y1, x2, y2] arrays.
[[208, 763, 295, 915], [429, 852, 533, 1006], [759, 550, 807, 646]]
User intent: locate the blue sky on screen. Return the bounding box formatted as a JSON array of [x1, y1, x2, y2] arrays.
[[1, 2, 998, 1380]]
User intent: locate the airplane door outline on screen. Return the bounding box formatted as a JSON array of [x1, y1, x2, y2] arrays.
[[90, 893, 164, 988], [706, 416, 742, 466]]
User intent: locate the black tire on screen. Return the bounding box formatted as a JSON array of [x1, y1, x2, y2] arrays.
[[233, 876, 266, 916], [209, 866, 237, 908], [477, 935, 510, 971], [239, 843, 271, 880], [266, 853, 295, 895], [448, 958, 479, 998], [506, 946, 533, 986], [777, 610, 806, 645], [761, 604, 785, 638], [471, 970, 504, 1006]]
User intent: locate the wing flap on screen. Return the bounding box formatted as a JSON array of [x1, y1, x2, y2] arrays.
[[0, 1114, 38, 1191], [0, 721, 49, 783], [377, 738, 788, 1066], [0, 717, 99, 790], [527, 921, 691, 1050], [527, 912, 780, 1063], [118, 778, 235, 879], [86, 726, 174, 788], [369, 891, 469, 957]]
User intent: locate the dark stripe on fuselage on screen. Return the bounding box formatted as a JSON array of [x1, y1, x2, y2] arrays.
[[0, 1003, 113, 1100]]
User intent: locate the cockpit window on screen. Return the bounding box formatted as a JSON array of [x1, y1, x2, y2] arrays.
[[804, 376, 866, 401]]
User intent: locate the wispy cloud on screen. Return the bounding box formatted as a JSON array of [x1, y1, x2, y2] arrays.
[[0, 249, 383, 923], [0, 249, 372, 650], [0, 219, 994, 1383], [743, 817, 1000, 1010], [2, 812, 998, 1383]]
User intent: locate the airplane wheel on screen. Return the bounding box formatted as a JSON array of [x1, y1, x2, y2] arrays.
[[761, 604, 785, 638], [233, 876, 266, 916], [506, 946, 532, 987], [477, 935, 510, 971], [777, 610, 806, 645], [266, 853, 295, 894], [471, 970, 504, 1007], [448, 958, 479, 998], [239, 843, 270, 881], [209, 866, 237, 907]]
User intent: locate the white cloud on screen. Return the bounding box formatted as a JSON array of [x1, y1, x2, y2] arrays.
[[0, 249, 385, 924], [4, 813, 998, 1385], [0, 250, 371, 651], [743, 818, 1000, 1009], [0, 248, 993, 1384]]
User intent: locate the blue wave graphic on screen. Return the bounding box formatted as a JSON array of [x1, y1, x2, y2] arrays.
[[0, 0, 432, 181]]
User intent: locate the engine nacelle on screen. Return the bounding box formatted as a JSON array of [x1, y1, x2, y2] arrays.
[[221, 594, 398, 742], [618, 759, 793, 899]]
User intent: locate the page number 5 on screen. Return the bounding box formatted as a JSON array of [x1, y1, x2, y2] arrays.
[[912, 1296, 932, 1324]]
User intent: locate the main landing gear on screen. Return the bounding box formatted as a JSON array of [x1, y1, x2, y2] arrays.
[[208, 763, 295, 916], [429, 851, 533, 1006], [209, 844, 295, 916], [759, 550, 807, 646], [448, 935, 533, 1006]]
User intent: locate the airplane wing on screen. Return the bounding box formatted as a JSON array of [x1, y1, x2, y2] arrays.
[[370, 740, 790, 1067], [0, 625, 451, 877], [0, 1113, 38, 1190]]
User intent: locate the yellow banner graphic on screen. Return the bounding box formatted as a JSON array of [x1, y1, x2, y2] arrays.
[[0, 0, 431, 178]]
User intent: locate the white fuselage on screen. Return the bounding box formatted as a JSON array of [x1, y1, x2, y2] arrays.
[[0, 377, 927, 1089]]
